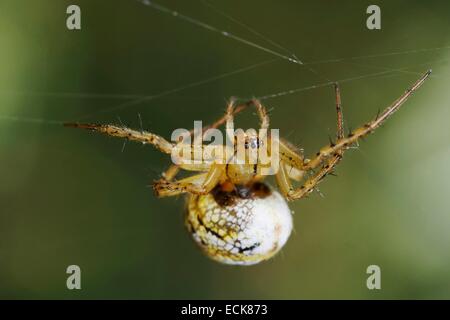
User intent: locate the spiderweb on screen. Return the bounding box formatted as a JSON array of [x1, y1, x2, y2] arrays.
[[0, 0, 448, 126]]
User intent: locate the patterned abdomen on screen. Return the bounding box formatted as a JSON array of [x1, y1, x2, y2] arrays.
[[185, 183, 293, 265]]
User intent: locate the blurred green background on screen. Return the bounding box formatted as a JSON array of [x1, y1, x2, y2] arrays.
[[1, 0, 450, 299]]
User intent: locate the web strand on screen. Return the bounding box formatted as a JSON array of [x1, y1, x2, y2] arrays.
[[199, 0, 296, 59], [137, 0, 303, 65], [253, 58, 445, 101], [342, 61, 443, 79], [136, 0, 333, 83], [0, 0, 447, 125], [74, 58, 278, 120], [304, 45, 450, 65], [0, 114, 62, 125], [2, 58, 443, 126], [0, 91, 144, 100], [1, 45, 447, 103]]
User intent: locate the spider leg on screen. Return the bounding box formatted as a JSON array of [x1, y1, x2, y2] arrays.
[[279, 82, 344, 172], [162, 165, 180, 181], [191, 100, 250, 135], [66, 97, 253, 158], [334, 82, 345, 141], [286, 155, 343, 201], [250, 99, 269, 130], [275, 160, 294, 197], [283, 162, 305, 181], [194, 98, 268, 135], [159, 161, 215, 194], [178, 163, 212, 171], [278, 138, 306, 170], [154, 164, 224, 197], [276, 85, 344, 200], [302, 70, 431, 171], [163, 101, 248, 186], [304, 82, 347, 176], [299, 82, 346, 185], [225, 98, 237, 142], [168, 105, 245, 183], [64, 123, 174, 154], [154, 172, 208, 197], [281, 70, 431, 201]]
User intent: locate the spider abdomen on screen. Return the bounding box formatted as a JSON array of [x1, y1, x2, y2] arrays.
[[185, 182, 293, 265]]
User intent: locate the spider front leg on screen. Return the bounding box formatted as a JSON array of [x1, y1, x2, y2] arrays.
[[276, 82, 346, 200], [286, 70, 431, 201], [307, 82, 347, 176], [156, 102, 253, 197], [302, 70, 431, 171], [192, 100, 250, 136], [250, 99, 270, 130], [154, 164, 225, 197], [163, 104, 248, 185], [64, 123, 174, 154], [225, 98, 269, 136]]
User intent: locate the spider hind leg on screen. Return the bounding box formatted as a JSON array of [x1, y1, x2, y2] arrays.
[[276, 82, 346, 200], [303, 70, 431, 171], [287, 70, 431, 201]]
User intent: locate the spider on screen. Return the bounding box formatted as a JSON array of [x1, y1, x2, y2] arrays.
[[65, 70, 431, 265]]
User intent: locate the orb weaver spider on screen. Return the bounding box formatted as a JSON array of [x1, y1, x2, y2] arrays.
[[65, 70, 431, 265]]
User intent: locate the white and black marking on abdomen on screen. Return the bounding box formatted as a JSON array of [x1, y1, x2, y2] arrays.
[[185, 182, 293, 265]]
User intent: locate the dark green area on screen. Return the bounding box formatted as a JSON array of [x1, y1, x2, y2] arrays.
[[0, 0, 449, 299]]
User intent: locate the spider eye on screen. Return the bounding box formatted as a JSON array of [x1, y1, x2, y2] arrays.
[[251, 138, 259, 149], [244, 137, 259, 149]]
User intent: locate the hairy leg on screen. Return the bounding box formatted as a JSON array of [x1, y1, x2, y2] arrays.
[[277, 138, 305, 170], [288, 70, 431, 201], [302, 70, 431, 171], [190, 100, 250, 136], [277, 80, 351, 200], [154, 164, 224, 197], [64, 123, 174, 154], [275, 160, 294, 197], [163, 100, 252, 184], [162, 165, 180, 181], [250, 99, 270, 130]]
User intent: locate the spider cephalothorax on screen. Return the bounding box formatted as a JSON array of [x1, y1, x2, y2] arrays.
[[65, 70, 431, 265]]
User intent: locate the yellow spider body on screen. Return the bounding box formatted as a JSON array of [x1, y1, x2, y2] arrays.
[[65, 70, 430, 265]]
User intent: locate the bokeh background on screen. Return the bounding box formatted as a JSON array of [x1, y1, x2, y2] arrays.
[[1, 0, 449, 299]]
